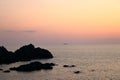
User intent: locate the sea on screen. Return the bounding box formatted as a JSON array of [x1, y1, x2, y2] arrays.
[[0, 44, 120, 80]]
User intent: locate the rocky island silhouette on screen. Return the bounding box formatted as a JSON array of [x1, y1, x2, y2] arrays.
[[0, 44, 53, 64], [0, 44, 76, 73], [0, 44, 55, 72]]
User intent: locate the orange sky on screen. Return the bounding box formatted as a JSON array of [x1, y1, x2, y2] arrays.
[[0, 0, 120, 45]]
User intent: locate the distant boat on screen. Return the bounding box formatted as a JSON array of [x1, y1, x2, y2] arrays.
[[63, 43, 68, 45]]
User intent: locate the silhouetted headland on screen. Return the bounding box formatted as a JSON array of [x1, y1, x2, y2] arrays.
[[10, 61, 55, 72], [0, 44, 53, 64]]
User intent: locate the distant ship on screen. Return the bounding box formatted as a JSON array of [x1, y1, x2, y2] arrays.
[[63, 43, 68, 45]]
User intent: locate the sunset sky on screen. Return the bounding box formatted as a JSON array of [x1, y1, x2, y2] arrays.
[[0, 0, 120, 46]]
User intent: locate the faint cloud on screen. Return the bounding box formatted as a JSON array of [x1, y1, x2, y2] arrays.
[[3, 30, 37, 33], [21, 30, 36, 33], [4, 30, 15, 32]]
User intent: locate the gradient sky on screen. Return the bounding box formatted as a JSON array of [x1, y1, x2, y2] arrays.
[[0, 0, 120, 46]]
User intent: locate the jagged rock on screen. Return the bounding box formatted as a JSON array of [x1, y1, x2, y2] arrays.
[[0, 44, 53, 64], [0, 46, 9, 54], [14, 44, 53, 61], [10, 62, 55, 72], [0, 46, 14, 64]]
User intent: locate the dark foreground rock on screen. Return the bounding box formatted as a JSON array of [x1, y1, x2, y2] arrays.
[[10, 62, 55, 72], [0, 44, 53, 64]]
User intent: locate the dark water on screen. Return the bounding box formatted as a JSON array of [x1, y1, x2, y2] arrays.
[[1, 44, 120, 80]]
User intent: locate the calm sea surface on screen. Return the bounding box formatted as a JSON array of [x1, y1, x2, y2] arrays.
[[1, 44, 120, 80]]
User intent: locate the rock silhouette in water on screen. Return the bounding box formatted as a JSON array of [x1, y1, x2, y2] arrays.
[[74, 71, 81, 74], [0, 46, 14, 64], [3, 70, 10, 73], [63, 65, 76, 68], [10, 62, 55, 72], [14, 44, 53, 61], [0, 44, 53, 64]]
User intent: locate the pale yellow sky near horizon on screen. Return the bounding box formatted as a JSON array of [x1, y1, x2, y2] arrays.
[[0, 0, 120, 45]]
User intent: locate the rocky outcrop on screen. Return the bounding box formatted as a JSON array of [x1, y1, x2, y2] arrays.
[[0, 44, 53, 64], [63, 65, 76, 68], [0, 46, 14, 64], [3, 70, 10, 73], [10, 62, 55, 72], [74, 71, 81, 74], [14, 44, 53, 61]]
